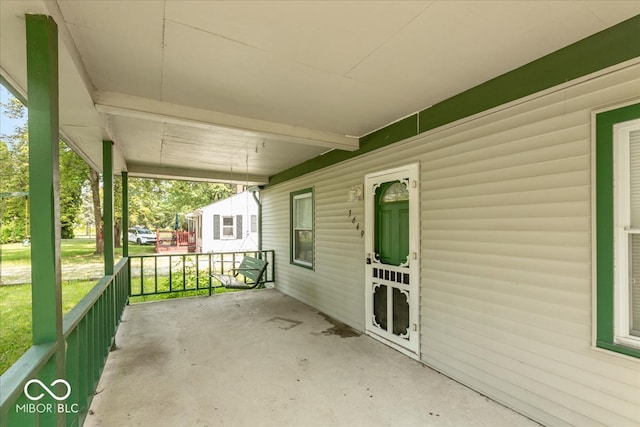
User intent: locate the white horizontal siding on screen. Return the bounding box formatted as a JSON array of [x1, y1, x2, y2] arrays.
[[262, 172, 367, 330], [262, 62, 640, 426]]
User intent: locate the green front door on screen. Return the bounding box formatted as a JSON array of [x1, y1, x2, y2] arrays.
[[375, 181, 409, 266]]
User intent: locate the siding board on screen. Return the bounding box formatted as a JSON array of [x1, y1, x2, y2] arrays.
[[423, 239, 590, 263], [426, 297, 640, 393], [427, 330, 637, 418], [425, 276, 589, 333], [425, 185, 590, 209], [423, 170, 590, 199], [422, 216, 590, 232], [422, 156, 591, 191], [424, 331, 638, 427], [421, 123, 588, 171], [423, 229, 590, 247], [262, 63, 640, 426]]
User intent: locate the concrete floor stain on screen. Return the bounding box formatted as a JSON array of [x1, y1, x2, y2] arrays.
[[319, 313, 361, 338], [267, 316, 302, 330]]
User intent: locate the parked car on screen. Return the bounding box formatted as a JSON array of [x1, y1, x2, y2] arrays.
[[128, 227, 156, 245]]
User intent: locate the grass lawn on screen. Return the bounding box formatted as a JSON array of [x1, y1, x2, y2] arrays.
[[0, 238, 156, 374], [128, 276, 238, 304], [0, 279, 96, 374], [0, 238, 246, 374], [1, 238, 156, 267]]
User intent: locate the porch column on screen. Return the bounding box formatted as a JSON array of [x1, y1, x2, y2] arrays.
[[103, 140, 114, 275], [26, 14, 65, 425], [122, 171, 129, 258], [26, 14, 63, 347]]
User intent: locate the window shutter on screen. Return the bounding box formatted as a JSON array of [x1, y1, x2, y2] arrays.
[[213, 215, 220, 240], [236, 215, 243, 240]]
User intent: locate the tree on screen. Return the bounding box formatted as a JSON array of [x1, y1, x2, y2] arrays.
[[164, 181, 234, 228], [127, 178, 169, 229], [0, 98, 29, 243], [1, 89, 238, 246], [59, 141, 90, 238], [1, 95, 90, 243], [90, 169, 103, 254], [122, 178, 234, 232], [113, 175, 122, 247]]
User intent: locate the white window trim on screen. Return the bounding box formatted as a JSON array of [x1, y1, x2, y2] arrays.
[[292, 191, 313, 268], [613, 118, 640, 349], [250, 214, 257, 233], [221, 215, 236, 240]]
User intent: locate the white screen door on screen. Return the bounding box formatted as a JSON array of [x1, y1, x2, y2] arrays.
[[364, 163, 420, 358]]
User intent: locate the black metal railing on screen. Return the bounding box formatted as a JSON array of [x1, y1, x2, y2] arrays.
[[128, 250, 275, 299]]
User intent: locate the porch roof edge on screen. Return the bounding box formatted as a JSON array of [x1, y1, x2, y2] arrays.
[[266, 14, 640, 188]]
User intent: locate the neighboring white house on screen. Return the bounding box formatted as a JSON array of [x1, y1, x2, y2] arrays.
[[188, 191, 259, 253]]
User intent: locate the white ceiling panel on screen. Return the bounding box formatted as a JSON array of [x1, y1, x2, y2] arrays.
[[161, 19, 403, 135], [59, 0, 165, 100], [165, 1, 432, 76], [347, 1, 622, 109], [57, 0, 165, 47], [110, 116, 164, 165]]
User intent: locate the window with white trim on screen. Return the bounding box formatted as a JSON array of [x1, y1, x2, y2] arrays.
[[595, 101, 640, 359], [613, 118, 640, 348], [291, 188, 313, 268], [222, 216, 235, 238], [213, 214, 242, 240], [251, 215, 257, 233]]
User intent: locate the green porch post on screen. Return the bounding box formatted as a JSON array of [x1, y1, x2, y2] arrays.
[[26, 14, 62, 348], [103, 141, 114, 275], [26, 14, 65, 426], [122, 171, 129, 258]]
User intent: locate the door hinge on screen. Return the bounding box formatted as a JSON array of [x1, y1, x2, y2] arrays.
[[412, 323, 417, 331]]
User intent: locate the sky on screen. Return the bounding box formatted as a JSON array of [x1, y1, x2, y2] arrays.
[[0, 84, 27, 138]]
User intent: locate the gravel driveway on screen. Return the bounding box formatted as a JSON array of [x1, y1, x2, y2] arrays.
[[0, 262, 106, 286]]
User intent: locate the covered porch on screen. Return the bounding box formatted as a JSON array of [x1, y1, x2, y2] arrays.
[[85, 289, 538, 427], [1, 2, 639, 426]]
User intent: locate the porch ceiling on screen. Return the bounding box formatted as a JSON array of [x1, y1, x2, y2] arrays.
[[1, 1, 639, 184]]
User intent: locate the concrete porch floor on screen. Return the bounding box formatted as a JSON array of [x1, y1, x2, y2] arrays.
[[85, 289, 541, 427]]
